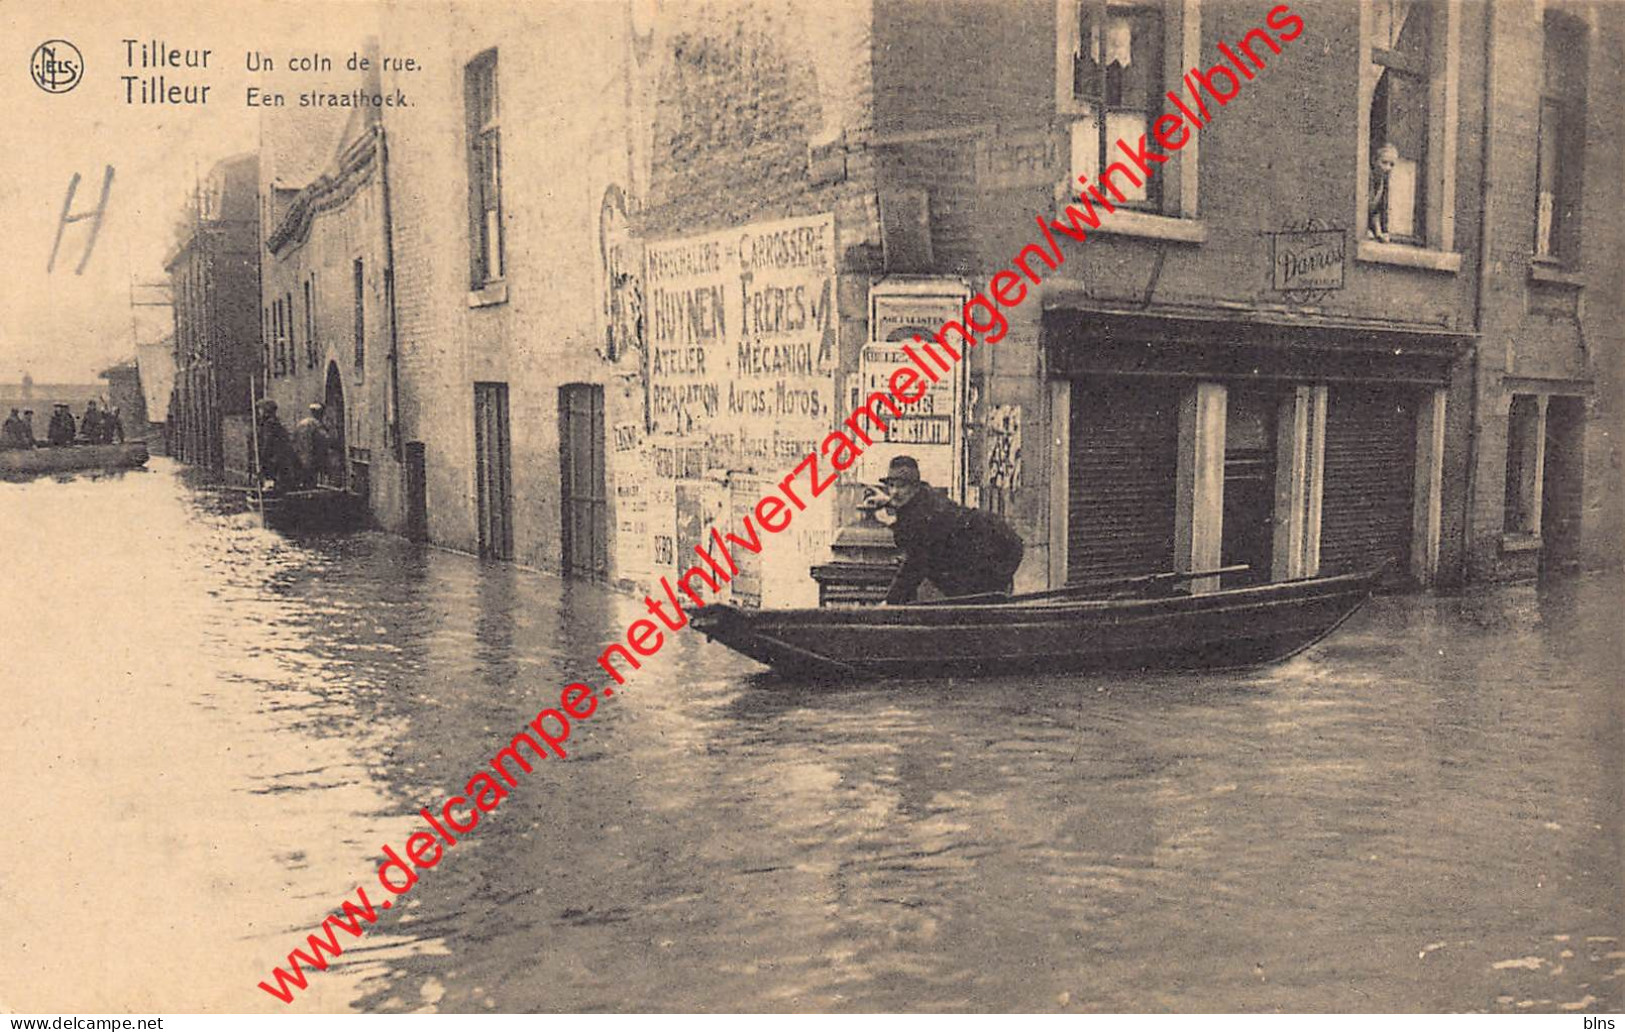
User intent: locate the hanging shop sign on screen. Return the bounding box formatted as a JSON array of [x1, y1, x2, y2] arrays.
[[1269, 225, 1346, 293]]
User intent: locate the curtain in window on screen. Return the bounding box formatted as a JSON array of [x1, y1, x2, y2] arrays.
[[1070, 2, 1163, 208]]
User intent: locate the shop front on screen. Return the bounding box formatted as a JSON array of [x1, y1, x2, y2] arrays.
[[1044, 308, 1469, 592]]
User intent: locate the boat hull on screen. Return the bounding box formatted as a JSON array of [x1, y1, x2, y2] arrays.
[[0, 441, 149, 477], [261, 487, 368, 533], [688, 568, 1380, 678]]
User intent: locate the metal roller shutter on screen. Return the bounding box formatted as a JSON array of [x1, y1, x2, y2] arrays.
[[1320, 385, 1416, 577], [1068, 380, 1180, 582]]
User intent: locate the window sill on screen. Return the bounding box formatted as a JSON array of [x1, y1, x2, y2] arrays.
[[1084, 208, 1208, 244], [467, 281, 508, 308], [1499, 532, 1543, 554], [1356, 240, 1463, 273], [1528, 261, 1585, 288]]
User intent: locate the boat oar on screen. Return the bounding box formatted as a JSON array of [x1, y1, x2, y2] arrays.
[[911, 565, 1251, 607]]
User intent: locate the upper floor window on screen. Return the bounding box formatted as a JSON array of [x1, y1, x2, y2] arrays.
[[1066, 2, 1165, 210], [1367, 0, 1431, 244], [465, 50, 504, 287], [1359, 0, 1459, 260], [1057, 0, 1201, 225], [286, 291, 296, 374], [304, 277, 317, 370], [1536, 10, 1587, 264], [272, 297, 285, 377], [353, 258, 366, 376]]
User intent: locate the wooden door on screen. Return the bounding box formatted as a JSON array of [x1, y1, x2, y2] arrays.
[[474, 382, 513, 560], [559, 384, 607, 579]]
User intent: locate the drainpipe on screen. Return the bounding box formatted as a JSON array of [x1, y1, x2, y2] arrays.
[[1464, 0, 1497, 587], [378, 121, 405, 468]]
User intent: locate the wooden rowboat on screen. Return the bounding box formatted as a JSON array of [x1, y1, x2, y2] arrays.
[[259, 486, 368, 533], [0, 441, 149, 477], [688, 567, 1382, 678]]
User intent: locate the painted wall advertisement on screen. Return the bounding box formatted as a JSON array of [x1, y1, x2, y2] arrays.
[[643, 213, 838, 608], [644, 212, 838, 468], [857, 285, 969, 501]]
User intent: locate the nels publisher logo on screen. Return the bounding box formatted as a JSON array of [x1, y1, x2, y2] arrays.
[[31, 39, 83, 93]]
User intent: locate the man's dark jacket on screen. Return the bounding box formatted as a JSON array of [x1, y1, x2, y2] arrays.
[[47, 410, 76, 446], [885, 484, 1024, 604], [1, 414, 29, 449], [257, 413, 300, 487]]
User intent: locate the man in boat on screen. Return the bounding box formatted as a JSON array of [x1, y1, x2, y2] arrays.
[[292, 403, 333, 489], [47, 404, 76, 446], [79, 401, 106, 444], [106, 407, 126, 443], [21, 410, 36, 446], [255, 399, 301, 491], [877, 454, 1025, 605], [1, 408, 29, 449]]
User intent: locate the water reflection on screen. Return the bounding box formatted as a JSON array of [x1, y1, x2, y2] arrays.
[[1, 461, 1619, 1013]]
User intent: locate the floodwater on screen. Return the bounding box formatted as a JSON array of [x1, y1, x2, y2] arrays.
[[1, 459, 1620, 1013]]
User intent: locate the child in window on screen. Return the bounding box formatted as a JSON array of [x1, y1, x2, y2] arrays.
[[1368, 142, 1399, 243]]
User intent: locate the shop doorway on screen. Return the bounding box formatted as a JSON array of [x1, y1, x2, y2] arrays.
[[1540, 395, 1586, 577], [1321, 385, 1417, 580], [323, 362, 347, 489], [1222, 390, 1278, 587]]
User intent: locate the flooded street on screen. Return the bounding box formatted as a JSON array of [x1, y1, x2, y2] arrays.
[[2, 460, 1620, 1013]]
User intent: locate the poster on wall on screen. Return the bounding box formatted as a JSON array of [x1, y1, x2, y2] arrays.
[[610, 420, 652, 589], [860, 284, 970, 501], [725, 472, 828, 610], [643, 213, 839, 608]]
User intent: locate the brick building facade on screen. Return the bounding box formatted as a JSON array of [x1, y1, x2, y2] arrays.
[[260, 86, 403, 521], [375, 2, 643, 566], [617, 0, 1622, 597], [258, 0, 1619, 596], [1466, 0, 1625, 581], [166, 153, 261, 479]]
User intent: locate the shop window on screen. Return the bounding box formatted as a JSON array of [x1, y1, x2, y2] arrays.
[[1503, 395, 1544, 536], [465, 50, 503, 287], [1536, 11, 1587, 264]]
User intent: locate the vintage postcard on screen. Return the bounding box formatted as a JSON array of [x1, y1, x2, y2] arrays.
[[1, 0, 1620, 1018]]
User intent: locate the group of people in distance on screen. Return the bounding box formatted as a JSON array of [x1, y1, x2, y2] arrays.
[[1, 401, 124, 450], [254, 398, 335, 492]]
